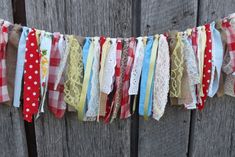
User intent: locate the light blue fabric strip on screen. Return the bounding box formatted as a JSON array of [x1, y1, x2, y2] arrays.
[[208, 22, 223, 97], [82, 37, 92, 109], [139, 36, 154, 116], [13, 27, 29, 107]]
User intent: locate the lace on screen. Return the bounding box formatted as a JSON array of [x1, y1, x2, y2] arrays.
[[169, 32, 185, 98], [129, 37, 145, 95], [100, 38, 117, 94], [180, 37, 200, 109], [64, 35, 83, 109], [152, 34, 170, 120], [54, 35, 69, 90], [85, 37, 100, 120]]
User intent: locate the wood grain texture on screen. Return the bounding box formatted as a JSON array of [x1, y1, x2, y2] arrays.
[[138, 0, 198, 157], [189, 1, 235, 156], [0, 1, 28, 157], [25, 0, 133, 156]]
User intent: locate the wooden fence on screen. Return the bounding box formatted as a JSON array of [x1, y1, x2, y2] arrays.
[[0, 0, 235, 157]]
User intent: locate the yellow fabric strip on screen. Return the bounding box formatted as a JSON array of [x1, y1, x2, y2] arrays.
[[144, 35, 159, 120], [97, 38, 111, 119], [77, 38, 95, 121]]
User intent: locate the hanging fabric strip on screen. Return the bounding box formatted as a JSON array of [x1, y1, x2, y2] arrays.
[[0, 22, 10, 103], [23, 28, 40, 122], [54, 35, 70, 90], [85, 37, 101, 121], [110, 38, 123, 121], [196, 26, 207, 103], [120, 37, 136, 119], [153, 34, 170, 120], [13, 27, 29, 107], [77, 38, 95, 121], [37, 31, 52, 114], [139, 36, 155, 118], [169, 32, 184, 98], [64, 35, 83, 110], [208, 22, 223, 97], [180, 33, 200, 109], [197, 24, 212, 110], [98, 38, 111, 118], [98, 38, 116, 121], [48, 33, 67, 118], [129, 37, 145, 95]]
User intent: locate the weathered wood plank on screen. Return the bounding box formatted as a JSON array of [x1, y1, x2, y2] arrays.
[[138, 0, 198, 157], [25, 0, 133, 156], [189, 1, 235, 156], [0, 0, 28, 157]]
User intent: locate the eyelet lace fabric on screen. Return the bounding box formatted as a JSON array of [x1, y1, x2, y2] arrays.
[[152, 34, 170, 120], [85, 37, 101, 121], [129, 37, 145, 95], [64, 35, 84, 109], [100, 38, 117, 94], [169, 32, 185, 98]]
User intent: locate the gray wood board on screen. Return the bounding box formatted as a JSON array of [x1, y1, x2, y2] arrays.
[[138, 0, 198, 157], [189, 1, 235, 156], [25, 0, 133, 156], [0, 0, 28, 157]]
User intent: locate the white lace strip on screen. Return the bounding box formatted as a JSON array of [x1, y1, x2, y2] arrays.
[[128, 37, 145, 95], [100, 38, 117, 94], [152, 34, 170, 120]]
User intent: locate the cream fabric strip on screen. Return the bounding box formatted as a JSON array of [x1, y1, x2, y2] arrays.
[[128, 37, 145, 95], [196, 26, 207, 102], [100, 38, 117, 94], [152, 34, 170, 120]]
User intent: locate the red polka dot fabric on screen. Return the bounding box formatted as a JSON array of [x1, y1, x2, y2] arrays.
[[23, 28, 40, 122], [197, 24, 212, 110]]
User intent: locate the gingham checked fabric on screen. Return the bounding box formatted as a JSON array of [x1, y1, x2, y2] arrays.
[[120, 38, 135, 119], [48, 33, 66, 118], [0, 22, 10, 103], [222, 18, 235, 74], [197, 24, 212, 110]]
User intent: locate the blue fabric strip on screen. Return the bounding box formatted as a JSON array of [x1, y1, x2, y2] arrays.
[[139, 36, 154, 116], [13, 27, 29, 107], [208, 22, 223, 97], [82, 37, 92, 109]]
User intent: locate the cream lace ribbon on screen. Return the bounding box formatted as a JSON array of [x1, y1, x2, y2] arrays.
[[64, 35, 83, 110], [85, 37, 101, 120], [169, 32, 184, 98], [196, 26, 207, 101], [152, 34, 170, 120], [129, 37, 145, 95]]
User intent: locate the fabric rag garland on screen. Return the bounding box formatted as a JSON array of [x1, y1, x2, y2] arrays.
[[0, 12, 235, 123]]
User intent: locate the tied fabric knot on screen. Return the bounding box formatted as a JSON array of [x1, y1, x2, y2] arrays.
[[23, 28, 40, 122], [197, 24, 212, 110]]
